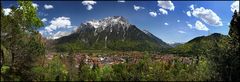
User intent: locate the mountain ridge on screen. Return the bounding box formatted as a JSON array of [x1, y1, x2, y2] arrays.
[[170, 33, 229, 54], [54, 16, 171, 52]]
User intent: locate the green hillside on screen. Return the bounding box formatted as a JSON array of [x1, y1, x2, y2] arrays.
[[170, 33, 230, 56]]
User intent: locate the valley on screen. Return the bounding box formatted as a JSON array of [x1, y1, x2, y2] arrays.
[[45, 51, 194, 68]]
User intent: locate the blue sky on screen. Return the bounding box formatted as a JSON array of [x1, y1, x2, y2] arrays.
[[2, 1, 239, 43]]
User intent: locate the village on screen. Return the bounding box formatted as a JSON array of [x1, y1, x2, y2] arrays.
[[45, 51, 194, 69]]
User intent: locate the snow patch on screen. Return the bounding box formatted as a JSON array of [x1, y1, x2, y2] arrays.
[[104, 36, 108, 48], [85, 16, 131, 30]]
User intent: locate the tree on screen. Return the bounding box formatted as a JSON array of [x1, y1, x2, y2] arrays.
[[1, 1, 45, 81], [227, 10, 240, 81]]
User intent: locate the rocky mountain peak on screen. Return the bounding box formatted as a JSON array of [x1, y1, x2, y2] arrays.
[[84, 16, 131, 29]]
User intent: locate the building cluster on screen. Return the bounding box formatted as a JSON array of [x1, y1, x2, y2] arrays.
[[46, 52, 194, 69]]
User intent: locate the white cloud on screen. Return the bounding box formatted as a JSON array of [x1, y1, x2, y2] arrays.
[[186, 11, 191, 17], [192, 7, 223, 26], [177, 20, 180, 22], [44, 4, 54, 9], [3, 8, 11, 16], [133, 5, 145, 11], [40, 16, 78, 39], [157, 1, 175, 11], [227, 22, 230, 26], [50, 17, 71, 29], [32, 3, 39, 8], [50, 31, 72, 39], [164, 23, 169, 25], [178, 30, 186, 34], [231, 1, 239, 12], [195, 20, 209, 31], [82, 1, 97, 10], [41, 18, 47, 22], [149, 12, 157, 17], [189, 4, 194, 10], [159, 8, 168, 15], [117, 0, 125, 3], [187, 23, 193, 29]]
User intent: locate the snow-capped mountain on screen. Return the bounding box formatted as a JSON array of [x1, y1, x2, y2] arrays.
[[84, 16, 131, 29], [54, 16, 171, 51]]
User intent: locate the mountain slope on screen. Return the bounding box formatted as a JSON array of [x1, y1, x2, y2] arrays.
[[170, 33, 230, 54], [142, 30, 170, 47], [169, 43, 183, 47], [54, 16, 171, 52]]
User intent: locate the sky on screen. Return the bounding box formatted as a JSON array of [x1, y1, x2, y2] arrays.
[[2, 0, 239, 43]]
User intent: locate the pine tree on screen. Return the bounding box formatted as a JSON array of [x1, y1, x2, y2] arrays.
[[228, 10, 240, 81]]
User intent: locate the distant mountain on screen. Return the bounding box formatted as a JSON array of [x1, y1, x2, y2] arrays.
[[54, 16, 171, 52], [170, 33, 229, 54], [169, 43, 183, 47]]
